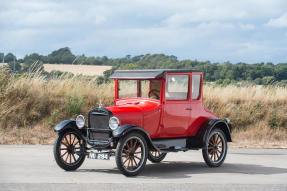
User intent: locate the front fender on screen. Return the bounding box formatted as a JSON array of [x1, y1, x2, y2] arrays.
[[54, 120, 78, 132], [112, 124, 158, 151]]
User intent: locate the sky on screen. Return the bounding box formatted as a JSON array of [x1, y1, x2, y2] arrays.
[[0, 0, 287, 63]]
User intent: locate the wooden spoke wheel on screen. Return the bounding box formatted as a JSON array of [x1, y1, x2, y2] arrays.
[[116, 133, 148, 176], [148, 151, 167, 163], [54, 130, 86, 171], [202, 128, 227, 167]]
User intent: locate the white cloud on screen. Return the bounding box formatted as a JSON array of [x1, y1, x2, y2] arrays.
[[0, 0, 287, 63], [266, 13, 287, 27]]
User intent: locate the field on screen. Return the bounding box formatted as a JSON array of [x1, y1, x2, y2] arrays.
[[0, 63, 8, 68], [0, 68, 287, 147], [43, 64, 112, 76]]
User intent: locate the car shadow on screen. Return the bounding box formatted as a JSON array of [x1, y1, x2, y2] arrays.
[[78, 161, 287, 179], [140, 161, 287, 179]]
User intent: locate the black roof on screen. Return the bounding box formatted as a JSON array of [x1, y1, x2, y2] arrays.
[[110, 69, 202, 79]]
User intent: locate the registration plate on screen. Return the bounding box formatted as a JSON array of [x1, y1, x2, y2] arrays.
[[88, 152, 110, 160]]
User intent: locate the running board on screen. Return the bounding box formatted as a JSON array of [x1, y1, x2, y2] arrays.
[[151, 137, 202, 152], [152, 138, 187, 150]]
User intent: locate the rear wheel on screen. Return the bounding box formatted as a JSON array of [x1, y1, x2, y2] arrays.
[[115, 133, 148, 176], [148, 151, 167, 163], [202, 128, 227, 167], [54, 130, 86, 171]]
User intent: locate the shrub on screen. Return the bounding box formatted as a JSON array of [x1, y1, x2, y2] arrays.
[[66, 95, 84, 116], [269, 114, 278, 129], [49, 109, 59, 127]]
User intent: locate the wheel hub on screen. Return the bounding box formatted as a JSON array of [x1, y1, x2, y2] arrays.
[[129, 152, 134, 157], [67, 145, 75, 154]]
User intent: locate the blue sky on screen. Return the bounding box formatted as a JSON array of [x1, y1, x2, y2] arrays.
[[0, 0, 287, 63]]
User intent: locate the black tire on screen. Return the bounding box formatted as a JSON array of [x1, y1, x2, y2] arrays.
[[115, 132, 148, 176], [54, 130, 86, 171], [202, 128, 227, 167], [148, 151, 167, 163]]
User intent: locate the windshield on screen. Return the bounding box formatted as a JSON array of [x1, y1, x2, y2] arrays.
[[117, 80, 161, 100]]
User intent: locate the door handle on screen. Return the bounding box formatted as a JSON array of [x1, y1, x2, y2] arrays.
[[185, 108, 192, 110]]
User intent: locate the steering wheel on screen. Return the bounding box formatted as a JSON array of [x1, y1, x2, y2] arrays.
[[148, 89, 160, 99]]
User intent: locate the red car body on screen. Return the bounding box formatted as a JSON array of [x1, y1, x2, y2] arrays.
[[107, 71, 217, 139]]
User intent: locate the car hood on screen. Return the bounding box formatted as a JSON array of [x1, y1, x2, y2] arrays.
[[105, 99, 160, 127]]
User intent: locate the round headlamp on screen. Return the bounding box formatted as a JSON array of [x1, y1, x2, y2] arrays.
[[225, 118, 230, 124], [109, 117, 120, 130], [76, 115, 85, 129]]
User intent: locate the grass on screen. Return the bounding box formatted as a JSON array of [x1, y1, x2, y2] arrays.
[[0, 68, 286, 147]]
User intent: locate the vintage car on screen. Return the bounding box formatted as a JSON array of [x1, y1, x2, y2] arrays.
[[53, 69, 232, 176]]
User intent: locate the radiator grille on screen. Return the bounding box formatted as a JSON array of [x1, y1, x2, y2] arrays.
[[87, 108, 111, 142], [88, 131, 110, 141], [89, 113, 109, 130]]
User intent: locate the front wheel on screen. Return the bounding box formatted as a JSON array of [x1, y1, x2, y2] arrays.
[[115, 132, 148, 176], [53, 130, 86, 171], [202, 128, 227, 167], [148, 151, 167, 163]]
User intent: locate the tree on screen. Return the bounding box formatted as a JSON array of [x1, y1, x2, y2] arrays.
[[0, 53, 4, 62], [8, 62, 21, 72], [4, 53, 16, 63], [47, 47, 76, 64], [262, 76, 275, 85]]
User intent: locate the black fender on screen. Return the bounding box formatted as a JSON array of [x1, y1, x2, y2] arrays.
[[54, 120, 86, 135], [197, 119, 232, 147], [112, 124, 158, 151]]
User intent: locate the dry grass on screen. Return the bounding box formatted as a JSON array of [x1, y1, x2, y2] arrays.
[[0, 69, 286, 147], [43, 64, 112, 76]]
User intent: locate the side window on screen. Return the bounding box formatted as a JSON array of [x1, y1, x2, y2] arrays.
[[192, 75, 201, 99], [166, 75, 189, 100]]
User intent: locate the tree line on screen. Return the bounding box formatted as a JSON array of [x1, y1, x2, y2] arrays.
[[1, 47, 287, 85]]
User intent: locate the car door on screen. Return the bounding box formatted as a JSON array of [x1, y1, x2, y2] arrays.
[[160, 73, 192, 137]]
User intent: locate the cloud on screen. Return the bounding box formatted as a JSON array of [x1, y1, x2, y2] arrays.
[[0, 0, 287, 63], [239, 24, 255, 31], [266, 13, 287, 27]]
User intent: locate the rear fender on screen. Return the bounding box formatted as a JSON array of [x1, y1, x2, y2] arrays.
[[112, 125, 158, 151], [197, 119, 232, 147]]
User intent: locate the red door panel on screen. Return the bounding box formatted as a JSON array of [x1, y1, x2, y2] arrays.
[[161, 101, 191, 137], [160, 73, 192, 138]]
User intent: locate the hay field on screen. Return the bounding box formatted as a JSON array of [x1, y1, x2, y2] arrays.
[[0, 69, 286, 147], [43, 64, 112, 76], [0, 63, 8, 68]]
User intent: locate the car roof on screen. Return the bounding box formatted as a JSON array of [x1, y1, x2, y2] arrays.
[[110, 69, 202, 79]]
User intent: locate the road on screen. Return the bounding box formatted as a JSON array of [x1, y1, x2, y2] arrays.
[[0, 145, 287, 191]]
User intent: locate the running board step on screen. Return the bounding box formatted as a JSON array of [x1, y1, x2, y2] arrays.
[[152, 138, 187, 150]]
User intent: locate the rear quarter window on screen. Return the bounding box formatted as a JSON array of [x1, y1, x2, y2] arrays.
[[192, 74, 201, 99]]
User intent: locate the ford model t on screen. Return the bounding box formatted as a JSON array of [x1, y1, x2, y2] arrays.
[[53, 69, 232, 176]]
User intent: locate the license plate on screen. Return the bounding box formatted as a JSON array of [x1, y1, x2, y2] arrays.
[[88, 152, 110, 160]]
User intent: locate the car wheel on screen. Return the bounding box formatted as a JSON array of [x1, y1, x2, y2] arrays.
[[202, 128, 227, 167], [54, 130, 86, 171], [148, 151, 167, 163], [115, 132, 148, 176]]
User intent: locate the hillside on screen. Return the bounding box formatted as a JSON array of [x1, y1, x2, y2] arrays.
[[0, 69, 286, 147]]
